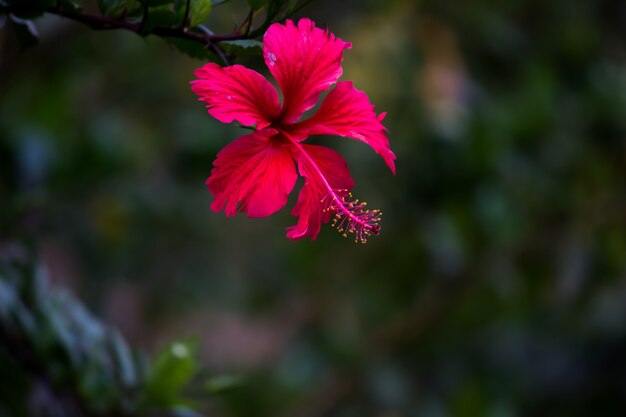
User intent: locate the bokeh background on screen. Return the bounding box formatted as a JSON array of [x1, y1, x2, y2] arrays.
[[2, 0, 626, 416]]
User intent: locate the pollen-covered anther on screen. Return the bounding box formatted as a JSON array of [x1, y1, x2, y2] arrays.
[[324, 190, 382, 244]]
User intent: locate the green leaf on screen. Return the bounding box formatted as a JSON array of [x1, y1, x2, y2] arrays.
[[248, 0, 287, 36], [247, 0, 268, 10], [267, 0, 286, 16], [97, 0, 133, 16], [145, 340, 199, 406], [124, 1, 145, 19], [166, 37, 218, 61], [189, 0, 211, 27], [142, 5, 181, 31], [77, 360, 120, 410], [58, 0, 81, 12], [174, 0, 211, 28], [204, 374, 243, 393], [220, 39, 263, 56], [149, 0, 175, 6]]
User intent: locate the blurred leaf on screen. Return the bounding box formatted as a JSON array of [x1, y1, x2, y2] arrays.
[[110, 330, 138, 389], [166, 37, 218, 60], [0, 279, 18, 321], [44, 293, 79, 365], [98, 0, 137, 16], [124, 1, 145, 19], [247, 0, 268, 10], [248, 0, 286, 36], [6, 0, 53, 19], [149, 0, 176, 5], [29, 263, 47, 306], [11, 300, 36, 340], [204, 374, 243, 393], [77, 359, 120, 411], [286, 0, 311, 15], [145, 340, 199, 406], [165, 406, 204, 417], [58, 0, 81, 12], [266, 0, 286, 18], [220, 39, 262, 56], [188, 0, 211, 27], [0, 14, 7, 29], [1, 260, 141, 415], [8, 15, 38, 51], [142, 5, 181, 31], [173, 0, 211, 28]]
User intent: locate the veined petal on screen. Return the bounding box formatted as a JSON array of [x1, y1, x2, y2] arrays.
[[263, 18, 351, 123], [287, 145, 354, 241], [191, 63, 281, 129], [207, 130, 297, 218], [296, 81, 396, 174]]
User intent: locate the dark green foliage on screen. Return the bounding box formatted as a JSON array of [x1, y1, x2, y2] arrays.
[[247, 0, 268, 10], [139, 1, 211, 31], [141, 5, 184, 32], [220, 39, 263, 56], [184, 0, 212, 27], [144, 340, 199, 407], [58, 0, 81, 12], [98, 0, 136, 17], [166, 37, 219, 60], [0, 255, 205, 417], [1, 0, 312, 59]]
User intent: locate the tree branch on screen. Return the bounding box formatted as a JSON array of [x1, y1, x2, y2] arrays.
[[44, 6, 250, 65]]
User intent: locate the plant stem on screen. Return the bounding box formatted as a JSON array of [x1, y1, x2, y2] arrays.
[[44, 6, 249, 65]]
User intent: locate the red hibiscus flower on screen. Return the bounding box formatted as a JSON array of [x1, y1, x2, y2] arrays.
[[191, 18, 396, 242]]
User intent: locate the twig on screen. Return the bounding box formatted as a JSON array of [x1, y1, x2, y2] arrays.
[[182, 0, 191, 30], [45, 6, 247, 50], [47, 6, 247, 42]]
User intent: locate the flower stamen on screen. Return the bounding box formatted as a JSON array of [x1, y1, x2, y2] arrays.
[[281, 130, 382, 243], [324, 191, 382, 243]]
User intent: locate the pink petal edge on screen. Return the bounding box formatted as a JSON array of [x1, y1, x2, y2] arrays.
[[295, 81, 396, 174], [263, 18, 351, 124], [207, 129, 297, 218], [191, 63, 281, 129]]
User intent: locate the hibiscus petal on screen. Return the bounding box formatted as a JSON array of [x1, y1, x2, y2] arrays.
[[207, 130, 297, 218], [191, 63, 281, 129], [296, 81, 397, 174], [263, 18, 351, 124], [287, 145, 354, 241]]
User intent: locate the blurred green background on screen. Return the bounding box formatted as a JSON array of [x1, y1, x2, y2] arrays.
[[2, 0, 626, 416]]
